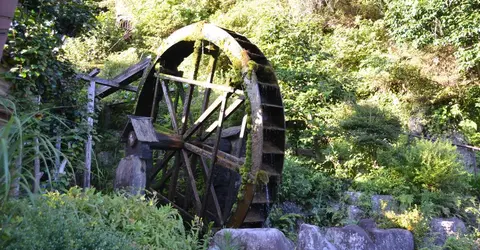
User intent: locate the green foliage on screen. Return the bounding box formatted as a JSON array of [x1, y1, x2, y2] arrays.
[[1, 198, 133, 250], [385, 0, 480, 75], [0, 187, 209, 249], [63, 10, 129, 72], [443, 235, 478, 250], [378, 139, 469, 193], [278, 156, 347, 227], [340, 104, 401, 155]]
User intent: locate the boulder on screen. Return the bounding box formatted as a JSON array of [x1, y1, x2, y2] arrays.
[[114, 155, 146, 195], [325, 225, 375, 250], [298, 224, 337, 250], [345, 191, 363, 205], [428, 217, 466, 246], [299, 223, 414, 250], [210, 228, 294, 250], [368, 228, 414, 250], [371, 195, 397, 213], [358, 219, 377, 231], [347, 205, 365, 222]]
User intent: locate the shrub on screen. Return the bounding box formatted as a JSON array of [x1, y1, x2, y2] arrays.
[[340, 104, 402, 156], [278, 156, 347, 227], [385, 0, 480, 75], [0, 199, 134, 250], [378, 139, 469, 193], [0, 188, 208, 250]]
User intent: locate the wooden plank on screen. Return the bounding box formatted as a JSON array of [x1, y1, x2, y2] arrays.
[[200, 93, 229, 218], [194, 142, 244, 165], [92, 58, 150, 98], [84, 69, 100, 189], [150, 77, 162, 120], [78, 75, 138, 93], [184, 142, 243, 171], [168, 152, 181, 200], [199, 156, 224, 225], [183, 95, 223, 141], [156, 73, 244, 95], [203, 97, 245, 138], [161, 80, 179, 131], [149, 151, 175, 183], [129, 116, 159, 143], [181, 149, 202, 214]]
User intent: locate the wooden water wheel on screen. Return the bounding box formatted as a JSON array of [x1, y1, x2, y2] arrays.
[[121, 22, 285, 228]]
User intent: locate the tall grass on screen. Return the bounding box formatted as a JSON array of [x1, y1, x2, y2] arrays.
[[0, 98, 72, 204]]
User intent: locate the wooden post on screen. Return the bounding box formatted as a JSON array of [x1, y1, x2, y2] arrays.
[[54, 129, 61, 181], [84, 69, 100, 189], [33, 96, 41, 193]]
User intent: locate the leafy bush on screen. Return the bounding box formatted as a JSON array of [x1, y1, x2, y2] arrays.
[[385, 0, 480, 75], [378, 139, 469, 193], [278, 156, 347, 227], [1, 199, 134, 250], [0, 188, 208, 250], [340, 104, 401, 156]]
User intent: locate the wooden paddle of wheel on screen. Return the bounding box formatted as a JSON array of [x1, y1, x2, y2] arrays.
[[120, 22, 285, 228]]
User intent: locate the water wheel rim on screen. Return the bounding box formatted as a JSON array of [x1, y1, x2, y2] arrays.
[[134, 22, 285, 227]]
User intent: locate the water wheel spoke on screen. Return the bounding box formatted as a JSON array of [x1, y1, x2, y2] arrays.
[[149, 150, 175, 183], [183, 95, 224, 141], [160, 80, 179, 131], [202, 97, 245, 140], [200, 93, 229, 218], [150, 76, 162, 120], [199, 50, 219, 117], [184, 142, 243, 171], [156, 73, 244, 96], [199, 156, 224, 225], [181, 149, 202, 214], [167, 151, 182, 200]]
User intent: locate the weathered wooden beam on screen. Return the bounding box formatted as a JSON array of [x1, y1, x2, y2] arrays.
[[168, 152, 181, 201], [148, 132, 183, 150], [181, 149, 202, 215], [183, 95, 224, 141], [149, 151, 176, 183], [84, 69, 100, 189], [88, 57, 150, 98], [202, 97, 245, 139], [161, 80, 179, 131], [156, 73, 244, 95], [184, 142, 243, 171], [199, 156, 224, 225], [200, 92, 228, 219]]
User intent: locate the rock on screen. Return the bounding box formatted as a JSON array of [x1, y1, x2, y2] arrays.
[[298, 224, 337, 250], [428, 217, 466, 246], [358, 219, 377, 231], [298, 223, 414, 250], [451, 133, 479, 173], [368, 228, 414, 250], [114, 155, 146, 195], [325, 225, 375, 250], [345, 191, 363, 205], [408, 116, 424, 136], [371, 195, 397, 214], [347, 205, 365, 222], [210, 228, 294, 250]]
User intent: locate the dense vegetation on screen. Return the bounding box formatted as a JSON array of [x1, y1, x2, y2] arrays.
[[1, 0, 480, 248]]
